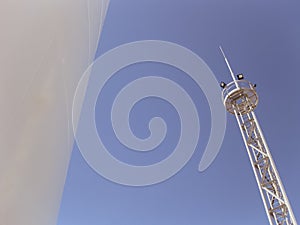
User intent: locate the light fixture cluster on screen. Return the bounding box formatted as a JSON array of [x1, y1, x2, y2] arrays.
[[220, 73, 244, 89]]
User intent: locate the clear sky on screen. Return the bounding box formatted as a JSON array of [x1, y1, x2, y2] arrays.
[[58, 0, 300, 224]]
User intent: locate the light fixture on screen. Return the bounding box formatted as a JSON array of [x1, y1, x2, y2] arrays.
[[220, 81, 226, 89], [237, 73, 244, 80]]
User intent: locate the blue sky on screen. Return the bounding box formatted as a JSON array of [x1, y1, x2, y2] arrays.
[[58, 1, 300, 224]]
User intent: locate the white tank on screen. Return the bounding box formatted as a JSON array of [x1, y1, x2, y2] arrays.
[[0, 1, 110, 224]]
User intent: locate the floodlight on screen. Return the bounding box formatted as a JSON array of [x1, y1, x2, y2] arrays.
[[220, 81, 226, 88], [237, 73, 244, 80]]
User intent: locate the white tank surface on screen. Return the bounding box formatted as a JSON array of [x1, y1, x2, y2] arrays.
[[0, 1, 110, 225]]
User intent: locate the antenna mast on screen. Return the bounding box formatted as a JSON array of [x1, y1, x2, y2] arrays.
[[219, 46, 237, 83], [219, 48, 298, 225]]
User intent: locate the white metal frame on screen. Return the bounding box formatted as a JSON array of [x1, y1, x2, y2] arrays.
[[222, 80, 298, 225]]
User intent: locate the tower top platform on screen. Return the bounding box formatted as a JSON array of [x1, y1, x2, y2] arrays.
[[222, 79, 258, 115]]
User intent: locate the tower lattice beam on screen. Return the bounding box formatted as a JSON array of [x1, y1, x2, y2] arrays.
[[219, 49, 298, 225]]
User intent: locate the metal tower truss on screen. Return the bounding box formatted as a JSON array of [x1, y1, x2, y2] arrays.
[[219, 47, 297, 225], [222, 79, 298, 225]]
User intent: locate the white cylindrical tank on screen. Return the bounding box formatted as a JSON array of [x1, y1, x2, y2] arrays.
[[0, 1, 110, 225]]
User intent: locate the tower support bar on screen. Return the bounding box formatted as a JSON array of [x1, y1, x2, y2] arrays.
[[231, 94, 297, 225]]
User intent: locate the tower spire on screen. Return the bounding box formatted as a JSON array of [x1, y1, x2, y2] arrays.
[[219, 46, 237, 84]]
